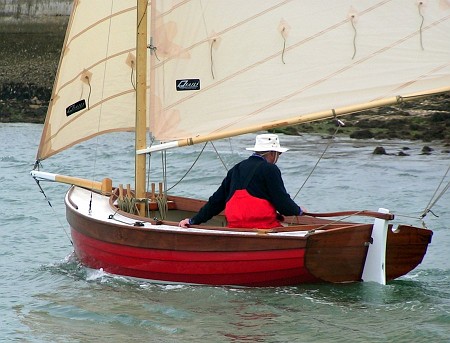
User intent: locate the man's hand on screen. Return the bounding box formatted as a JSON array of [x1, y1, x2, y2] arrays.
[[178, 218, 191, 228]]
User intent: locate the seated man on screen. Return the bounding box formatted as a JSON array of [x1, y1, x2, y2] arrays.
[[179, 134, 305, 229]]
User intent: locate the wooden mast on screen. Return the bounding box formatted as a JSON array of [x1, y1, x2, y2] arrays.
[[135, 0, 148, 214]]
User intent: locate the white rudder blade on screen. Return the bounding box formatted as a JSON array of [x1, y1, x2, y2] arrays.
[[362, 208, 390, 285]]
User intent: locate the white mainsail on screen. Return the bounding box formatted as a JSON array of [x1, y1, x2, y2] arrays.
[[38, 0, 450, 160], [150, 0, 450, 142]]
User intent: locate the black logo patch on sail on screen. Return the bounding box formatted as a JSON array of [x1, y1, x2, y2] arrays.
[[66, 99, 87, 117], [176, 79, 200, 91]]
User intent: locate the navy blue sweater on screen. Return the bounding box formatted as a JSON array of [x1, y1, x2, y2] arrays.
[[190, 155, 301, 225]]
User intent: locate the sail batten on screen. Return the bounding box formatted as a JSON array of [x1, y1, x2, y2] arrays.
[[37, 1, 450, 161]]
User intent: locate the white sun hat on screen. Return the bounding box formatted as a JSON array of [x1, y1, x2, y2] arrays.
[[246, 134, 289, 153]]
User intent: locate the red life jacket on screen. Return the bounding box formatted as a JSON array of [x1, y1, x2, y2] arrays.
[[225, 189, 281, 228]]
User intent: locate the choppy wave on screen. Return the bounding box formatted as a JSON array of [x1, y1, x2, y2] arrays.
[[1, 123, 449, 342]]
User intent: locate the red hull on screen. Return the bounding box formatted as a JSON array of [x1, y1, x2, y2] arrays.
[[71, 229, 320, 286], [66, 186, 432, 286]]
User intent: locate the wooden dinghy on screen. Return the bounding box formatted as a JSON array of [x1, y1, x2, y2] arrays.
[[65, 186, 432, 286]]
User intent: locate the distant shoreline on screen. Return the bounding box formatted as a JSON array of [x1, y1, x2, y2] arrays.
[[0, 18, 66, 123], [0, 0, 71, 18], [1, 18, 449, 144]]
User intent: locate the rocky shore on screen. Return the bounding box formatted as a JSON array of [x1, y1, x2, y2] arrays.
[[0, 18, 66, 122], [273, 94, 450, 143], [1, 18, 450, 144]]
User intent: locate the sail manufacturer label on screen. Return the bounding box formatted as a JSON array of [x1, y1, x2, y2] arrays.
[[66, 100, 86, 117], [176, 79, 200, 91]]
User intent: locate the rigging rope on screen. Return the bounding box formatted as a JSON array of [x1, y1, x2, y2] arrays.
[[307, 210, 366, 231], [418, 1, 425, 50], [87, 0, 115, 214], [130, 59, 136, 90], [146, 135, 155, 193], [148, 37, 160, 61], [156, 195, 168, 220], [165, 141, 231, 192], [293, 117, 343, 201], [210, 141, 229, 172], [117, 196, 137, 214], [32, 177, 73, 246], [85, 76, 92, 110], [210, 39, 216, 79], [421, 163, 450, 219], [281, 27, 287, 64], [350, 14, 357, 59], [161, 148, 167, 194], [166, 142, 208, 192]]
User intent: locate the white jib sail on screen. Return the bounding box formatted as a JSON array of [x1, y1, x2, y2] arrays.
[[37, 0, 145, 160]]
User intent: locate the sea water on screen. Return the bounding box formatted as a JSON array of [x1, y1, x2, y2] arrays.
[[1, 123, 449, 342]]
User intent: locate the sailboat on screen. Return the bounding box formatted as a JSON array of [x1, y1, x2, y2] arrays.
[[31, 1, 450, 287]]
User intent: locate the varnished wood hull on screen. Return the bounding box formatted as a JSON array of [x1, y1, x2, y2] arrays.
[[66, 186, 432, 286]]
